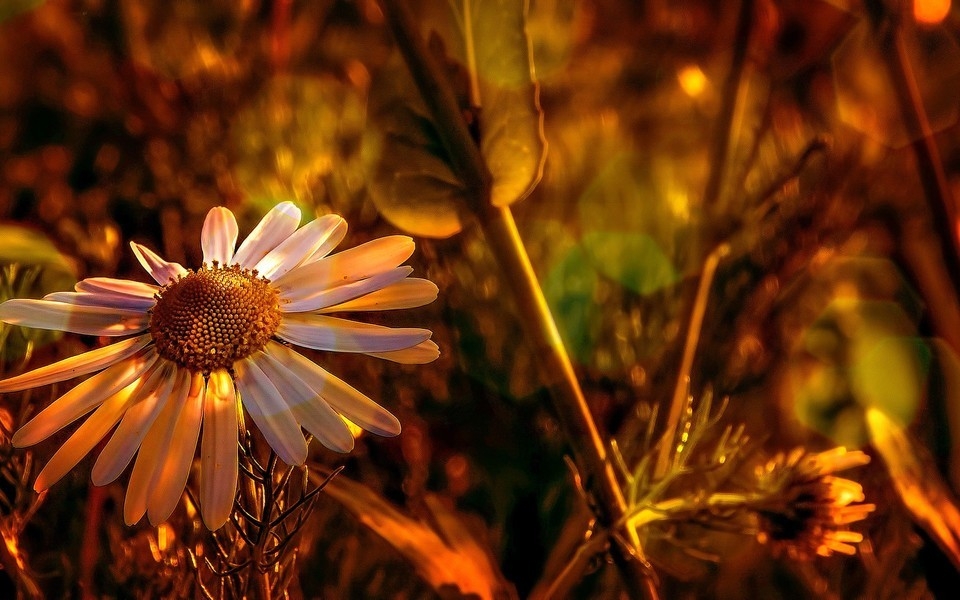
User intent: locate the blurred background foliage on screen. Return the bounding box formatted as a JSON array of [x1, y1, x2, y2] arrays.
[[2, 0, 960, 598]]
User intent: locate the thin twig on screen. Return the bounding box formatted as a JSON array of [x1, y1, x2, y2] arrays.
[[703, 0, 756, 217], [654, 244, 730, 479]]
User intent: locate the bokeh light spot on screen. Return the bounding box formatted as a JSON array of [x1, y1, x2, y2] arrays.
[[677, 64, 707, 97], [915, 0, 951, 25]]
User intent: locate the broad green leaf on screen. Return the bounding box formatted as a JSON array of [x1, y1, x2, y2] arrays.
[[0, 225, 78, 361], [0, 225, 77, 282], [367, 0, 546, 238], [792, 298, 927, 447], [367, 62, 471, 238], [448, 0, 546, 207], [574, 152, 685, 293], [580, 231, 678, 295], [543, 242, 602, 364]]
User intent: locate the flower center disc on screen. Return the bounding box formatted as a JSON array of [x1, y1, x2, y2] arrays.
[[150, 264, 281, 374]]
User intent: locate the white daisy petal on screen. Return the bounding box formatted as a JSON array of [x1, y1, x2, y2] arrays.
[[200, 370, 239, 530], [277, 315, 431, 353], [124, 368, 192, 525], [318, 278, 439, 313], [33, 377, 143, 491], [281, 266, 413, 313], [43, 291, 156, 311], [303, 219, 350, 263], [201, 206, 239, 265], [266, 342, 400, 437], [0, 299, 149, 336], [148, 373, 204, 525], [231, 201, 301, 269], [367, 340, 441, 364], [254, 214, 347, 281], [12, 349, 159, 447], [235, 357, 308, 466], [0, 334, 151, 393], [75, 277, 158, 299], [256, 349, 354, 453], [130, 242, 187, 285], [91, 361, 177, 486], [274, 236, 415, 300]]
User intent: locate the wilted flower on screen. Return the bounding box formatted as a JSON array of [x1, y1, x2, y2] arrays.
[[753, 447, 874, 560], [0, 202, 438, 529]]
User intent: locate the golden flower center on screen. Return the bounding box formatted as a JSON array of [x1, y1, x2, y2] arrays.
[[149, 264, 281, 374]]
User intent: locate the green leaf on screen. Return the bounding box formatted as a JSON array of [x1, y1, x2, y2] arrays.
[[454, 0, 546, 207], [0, 225, 77, 280], [367, 61, 472, 238], [0, 225, 78, 361], [543, 242, 602, 364], [367, 0, 546, 238], [580, 231, 678, 295]]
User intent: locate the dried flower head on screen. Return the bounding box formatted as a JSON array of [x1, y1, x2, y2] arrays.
[[753, 447, 874, 560], [0, 202, 439, 529]]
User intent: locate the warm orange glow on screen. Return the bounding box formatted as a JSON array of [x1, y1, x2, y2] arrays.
[[4, 534, 21, 565], [915, 0, 951, 24], [157, 523, 172, 552], [677, 65, 708, 97]]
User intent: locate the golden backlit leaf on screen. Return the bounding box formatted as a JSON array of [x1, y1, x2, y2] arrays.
[[464, 0, 547, 206], [0, 225, 77, 360], [367, 62, 471, 238], [324, 476, 512, 600], [367, 0, 546, 237], [431, 0, 546, 208], [0, 225, 77, 285]]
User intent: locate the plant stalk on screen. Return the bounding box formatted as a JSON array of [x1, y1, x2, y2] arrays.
[[379, 0, 658, 596], [703, 0, 755, 217], [479, 205, 659, 599], [653, 244, 729, 479]]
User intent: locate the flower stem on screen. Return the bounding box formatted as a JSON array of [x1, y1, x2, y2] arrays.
[[703, 0, 755, 218], [653, 243, 729, 479], [378, 0, 658, 596], [479, 204, 659, 600]]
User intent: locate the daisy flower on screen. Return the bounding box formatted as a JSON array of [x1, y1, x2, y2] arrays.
[[0, 202, 438, 529]]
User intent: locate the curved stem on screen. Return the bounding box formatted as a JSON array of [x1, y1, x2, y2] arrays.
[[654, 243, 729, 479]]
